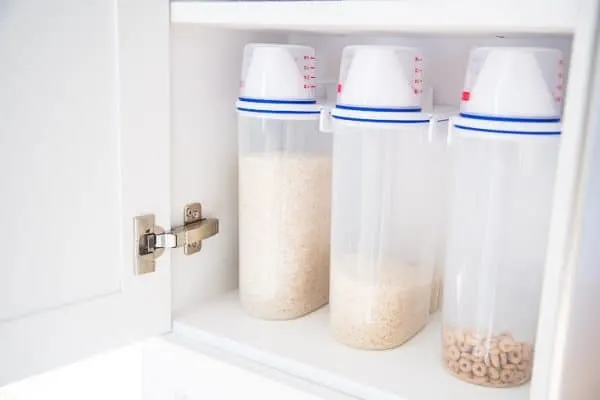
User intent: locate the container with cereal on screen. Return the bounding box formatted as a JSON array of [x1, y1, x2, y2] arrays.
[[442, 47, 563, 387]]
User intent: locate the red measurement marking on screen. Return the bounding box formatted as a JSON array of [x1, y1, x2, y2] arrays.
[[461, 91, 471, 101], [304, 55, 310, 60], [558, 59, 564, 65], [415, 68, 423, 73], [337, 83, 343, 93], [304, 84, 316, 89], [303, 66, 316, 70]]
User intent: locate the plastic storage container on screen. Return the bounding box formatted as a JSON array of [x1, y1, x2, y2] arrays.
[[237, 44, 332, 320], [328, 46, 444, 350], [442, 47, 563, 387], [428, 107, 453, 315]]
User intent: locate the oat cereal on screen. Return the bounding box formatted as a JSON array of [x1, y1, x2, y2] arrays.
[[442, 326, 534, 387]]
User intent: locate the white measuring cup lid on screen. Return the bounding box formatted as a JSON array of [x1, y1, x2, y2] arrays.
[[333, 45, 426, 125], [339, 46, 419, 108], [461, 47, 562, 119], [237, 44, 319, 119]]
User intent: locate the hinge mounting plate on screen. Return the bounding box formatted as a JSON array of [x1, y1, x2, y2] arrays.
[[133, 202, 219, 275]]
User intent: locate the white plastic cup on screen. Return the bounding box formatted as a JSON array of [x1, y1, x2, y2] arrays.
[[240, 44, 316, 101], [461, 47, 564, 118], [337, 45, 423, 108]]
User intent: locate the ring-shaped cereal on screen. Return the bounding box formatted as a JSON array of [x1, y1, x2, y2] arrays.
[[499, 337, 515, 352], [517, 361, 529, 371], [447, 345, 460, 361], [472, 362, 487, 377], [490, 354, 501, 369], [508, 349, 522, 364], [472, 344, 486, 359], [500, 369, 513, 383], [459, 358, 472, 373], [448, 360, 460, 373], [488, 366, 500, 381]]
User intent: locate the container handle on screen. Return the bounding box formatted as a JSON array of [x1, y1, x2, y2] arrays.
[[427, 118, 436, 143], [447, 116, 454, 145], [319, 106, 334, 133]]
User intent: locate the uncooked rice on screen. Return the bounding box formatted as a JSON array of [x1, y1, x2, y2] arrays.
[[238, 153, 332, 320], [330, 260, 432, 350]]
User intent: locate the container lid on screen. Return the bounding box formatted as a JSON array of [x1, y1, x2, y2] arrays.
[[461, 47, 564, 119], [236, 43, 320, 119], [332, 45, 430, 125]]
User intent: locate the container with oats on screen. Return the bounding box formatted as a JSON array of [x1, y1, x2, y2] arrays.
[[443, 47, 563, 387], [237, 44, 332, 320], [328, 46, 445, 350]]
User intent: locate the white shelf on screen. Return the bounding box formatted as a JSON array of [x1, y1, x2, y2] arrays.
[[173, 291, 530, 400], [171, 0, 576, 34]]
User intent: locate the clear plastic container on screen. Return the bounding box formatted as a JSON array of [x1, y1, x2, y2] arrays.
[[328, 46, 439, 350], [443, 131, 559, 387], [238, 118, 332, 320], [237, 44, 332, 320], [329, 122, 440, 350], [428, 111, 452, 315], [442, 46, 562, 387]]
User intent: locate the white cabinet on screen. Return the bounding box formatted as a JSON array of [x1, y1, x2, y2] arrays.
[[142, 337, 355, 400], [0, 0, 599, 399], [0, 0, 170, 385]]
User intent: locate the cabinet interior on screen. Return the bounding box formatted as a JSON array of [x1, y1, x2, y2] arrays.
[[168, 25, 572, 400]]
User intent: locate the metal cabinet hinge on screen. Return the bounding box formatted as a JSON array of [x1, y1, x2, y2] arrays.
[[134, 202, 219, 275]]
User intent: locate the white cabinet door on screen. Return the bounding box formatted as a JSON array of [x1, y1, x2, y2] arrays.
[[0, 0, 170, 385], [549, 23, 600, 399], [531, 3, 600, 399]]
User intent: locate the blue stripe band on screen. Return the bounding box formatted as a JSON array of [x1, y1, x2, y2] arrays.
[[333, 115, 430, 124], [336, 105, 422, 113], [238, 97, 317, 105], [237, 107, 320, 115], [459, 112, 561, 123], [454, 124, 561, 135]]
